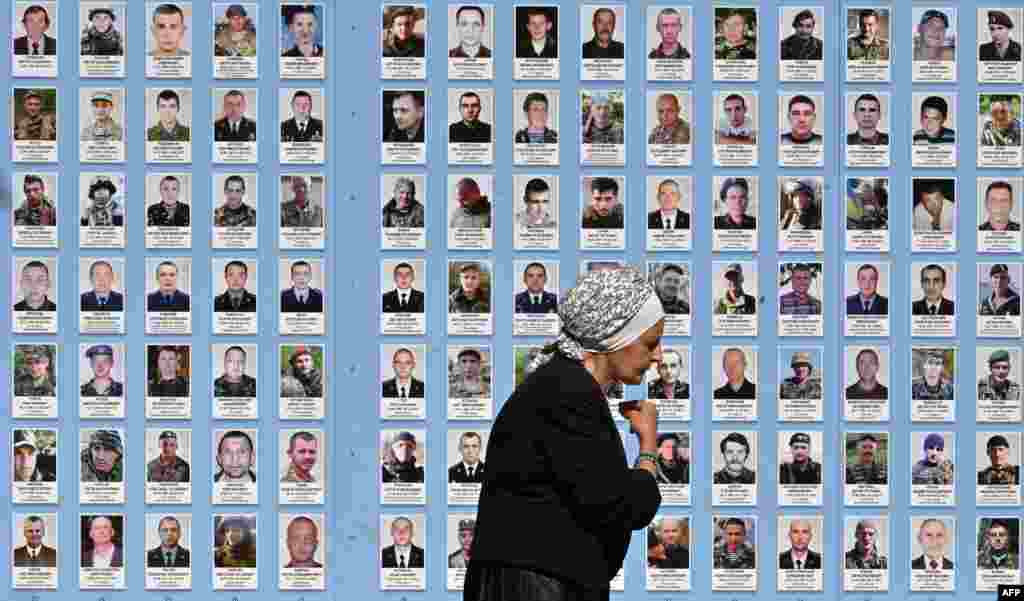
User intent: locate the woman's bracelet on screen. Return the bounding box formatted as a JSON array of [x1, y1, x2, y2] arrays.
[[634, 452, 659, 468]]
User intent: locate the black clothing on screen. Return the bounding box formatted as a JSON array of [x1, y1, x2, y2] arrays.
[[582, 39, 624, 59], [214, 290, 258, 312], [779, 549, 822, 569], [450, 121, 492, 143], [714, 379, 756, 399], [980, 40, 1022, 62]]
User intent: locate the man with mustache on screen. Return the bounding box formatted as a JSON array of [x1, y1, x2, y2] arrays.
[[713, 432, 755, 484], [980, 11, 1021, 62], [14, 516, 57, 567], [780, 9, 822, 60], [913, 9, 954, 62], [582, 92, 624, 144], [845, 519, 888, 569], [382, 431, 424, 483], [281, 431, 319, 482], [978, 434, 1020, 485], [146, 430, 190, 483], [382, 6, 424, 58], [911, 433, 953, 485], [281, 347, 323, 398], [582, 7, 623, 59], [80, 430, 123, 483], [845, 434, 887, 484], [581, 176, 624, 228], [979, 350, 1021, 401], [12, 430, 55, 482], [981, 95, 1022, 147], [980, 181, 1021, 232]]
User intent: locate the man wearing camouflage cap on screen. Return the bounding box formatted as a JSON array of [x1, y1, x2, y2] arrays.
[[215, 5, 257, 57], [912, 350, 954, 401], [81, 90, 123, 141], [913, 9, 954, 61], [780, 179, 821, 230], [779, 264, 822, 316], [81, 6, 123, 56], [779, 432, 821, 485], [979, 349, 1021, 401], [146, 430, 190, 483], [780, 352, 822, 400], [14, 345, 55, 397], [714, 264, 757, 315], [81, 430, 123, 482], [13, 430, 55, 482], [448, 518, 475, 568], [14, 89, 56, 141], [845, 433, 887, 484], [979, 434, 1020, 485], [980, 11, 1021, 62], [81, 175, 123, 227], [981, 264, 1021, 316], [911, 433, 954, 485], [80, 344, 123, 397]]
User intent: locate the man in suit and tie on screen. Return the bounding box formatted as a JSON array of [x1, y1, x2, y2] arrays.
[[448, 431, 486, 483], [381, 517, 425, 568], [846, 263, 889, 316], [280, 260, 324, 313], [214, 90, 257, 142], [280, 90, 324, 143], [81, 516, 124, 568], [214, 260, 258, 312], [514, 262, 557, 314], [146, 516, 190, 568], [14, 5, 56, 55], [382, 347, 425, 399], [146, 261, 190, 312], [648, 178, 691, 231], [382, 262, 425, 313], [911, 518, 954, 571], [911, 264, 955, 316], [13, 515, 57, 567], [779, 519, 822, 570], [81, 260, 124, 312]]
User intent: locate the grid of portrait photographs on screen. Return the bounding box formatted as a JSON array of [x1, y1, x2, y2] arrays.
[[8, 1, 331, 594]]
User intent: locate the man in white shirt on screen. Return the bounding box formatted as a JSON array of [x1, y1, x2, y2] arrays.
[[382, 517, 424, 568], [779, 519, 822, 569], [382, 348, 424, 398], [448, 432, 485, 483]]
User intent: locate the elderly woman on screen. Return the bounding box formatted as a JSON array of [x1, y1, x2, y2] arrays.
[[465, 267, 664, 601]]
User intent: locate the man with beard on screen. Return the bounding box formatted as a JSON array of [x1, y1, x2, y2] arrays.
[[582, 92, 624, 144], [780, 179, 822, 231], [382, 262, 425, 313], [648, 93, 690, 145], [652, 264, 689, 314], [15, 5, 56, 55], [80, 430, 123, 483], [780, 352, 821, 400], [281, 90, 324, 142], [281, 175, 324, 227], [516, 8, 556, 59], [281, 260, 324, 312], [81, 261, 123, 312], [147, 261, 190, 311], [81, 90, 122, 142], [845, 434, 887, 484], [81, 175, 123, 227], [847, 93, 889, 146], [982, 264, 1022, 317], [780, 9, 822, 60], [714, 177, 756, 230], [13, 430, 55, 482], [648, 178, 690, 232], [779, 519, 822, 569], [912, 351, 954, 401], [847, 179, 888, 230], [911, 433, 953, 485], [713, 518, 756, 568], [979, 434, 1020, 485], [14, 345, 55, 397], [781, 95, 822, 145], [779, 433, 822, 485], [214, 90, 257, 142], [714, 432, 755, 484], [147, 175, 190, 227], [14, 261, 55, 312], [449, 91, 491, 144], [978, 519, 1019, 569], [383, 90, 424, 143], [648, 349, 689, 400], [846, 348, 888, 400], [514, 262, 557, 314], [285, 517, 322, 568], [281, 431, 318, 482], [649, 8, 690, 59], [450, 6, 490, 58], [715, 10, 756, 60], [913, 96, 955, 144], [913, 10, 954, 62], [382, 517, 424, 568], [779, 264, 822, 315], [714, 264, 757, 315], [448, 519, 475, 568], [448, 431, 485, 483], [214, 175, 256, 227], [14, 174, 55, 226], [845, 519, 888, 569], [449, 177, 492, 228], [382, 6, 424, 58], [980, 181, 1021, 232], [81, 516, 123, 568], [448, 263, 490, 313], [283, 5, 323, 57], [14, 90, 56, 141], [146, 430, 190, 483], [648, 518, 689, 569], [14, 516, 57, 567], [382, 348, 425, 399], [147, 516, 190, 568], [979, 350, 1021, 401], [382, 176, 425, 228], [148, 346, 188, 396], [148, 3, 189, 57], [581, 176, 624, 228], [714, 348, 756, 400], [450, 349, 490, 398], [214, 431, 256, 482], [214, 261, 257, 312], [911, 519, 954, 570], [980, 11, 1021, 62], [582, 7, 623, 59], [716, 94, 757, 145], [281, 347, 323, 398], [146, 89, 190, 142], [382, 431, 424, 483], [653, 433, 689, 484], [514, 92, 558, 144], [981, 95, 1022, 147], [214, 346, 257, 398], [81, 345, 123, 397], [515, 177, 557, 228], [214, 4, 257, 57], [848, 9, 889, 61], [911, 264, 955, 315], [81, 6, 123, 55]]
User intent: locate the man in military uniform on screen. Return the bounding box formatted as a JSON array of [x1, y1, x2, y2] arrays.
[[978, 519, 1019, 569], [780, 352, 822, 400], [847, 9, 889, 61], [382, 6, 424, 58], [981, 95, 1022, 147], [980, 11, 1022, 62], [80, 345, 123, 397], [448, 519, 475, 568], [845, 519, 888, 569], [14, 346, 55, 397], [779, 432, 822, 485], [780, 178, 822, 231], [149, 3, 190, 57], [911, 350, 954, 401], [14, 90, 56, 141], [214, 5, 257, 57], [214, 90, 257, 142], [214, 175, 256, 227], [911, 433, 954, 485], [980, 181, 1021, 232], [449, 263, 490, 313], [652, 264, 690, 315], [713, 264, 757, 315], [979, 349, 1021, 401], [80, 430, 123, 482], [213, 517, 257, 568], [283, 5, 324, 58], [214, 346, 257, 398], [146, 89, 190, 142], [281, 431, 318, 483], [845, 434, 887, 484], [448, 431, 485, 484], [648, 349, 689, 400], [80, 90, 122, 142], [81, 6, 123, 56], [714, 432, 755, 484], [581, 176, 624, 228], [148, 346, 189, 397], [449, 349, 490, 398], [381, 431, 425, 483], [282, 90, 325, 142], [713, 518, 756, 569], [13, 430, 55, 482], [913, 9, 954, 62], [280, 175, 324, 227], [714, 10, 756, 60], [281, 347, 324, 398], [581, 92, 624, 144], [714, 177, 757, 230], [779, 264, 822, 315], [980, 264, 1021, 316], [81, 175, 123, 227], [146, 430, 190, 483], [147, 175, 190, 227], [213, 261, 257, 312], [647, 93, 691, 145], [654, 433, 689, 484], [14, 261, 56, 312], [13, 174, 55, 226], [780, 9, 822, 60], [978, 434, 1020, 485]]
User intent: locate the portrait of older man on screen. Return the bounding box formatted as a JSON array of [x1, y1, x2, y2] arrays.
[[713, 432, 755, 484], [450, 6, 490, 58], [648, 178, 690, 231], [648, 93, 690, 145], [81, 516, 123, 568], [779, 519, 821, 569], [80, 430, 123, 483], [649, 8, 690, 59], [911, 519, 954, 570], [981, 95, 1022, 147], [382, 177, 425, 228], [146, 261, 189, 311], [978, 434, 1019, 485], [582, 7, 623, 59], [214, 90, 257, 142], [280, 175, 323, 227], [845, 434, 886, 484], [13, 515, 57, 567], [281, 90, 324, 142], [285, 516, 322, 568], [449, 177, 492, 228]]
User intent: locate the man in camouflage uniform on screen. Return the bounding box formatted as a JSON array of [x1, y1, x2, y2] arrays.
[[978, 519, 1019, 569], [845, 433, 887, 484], [911, 433, 954, 485], [281, 347, 323, 398], [146, 430, 190, 483], [714, 11, 757, 60], [80, 345, 124, 397], [213, 175, 256, 227], [713, 518, 756, 569], [779, 432, 822, 485], [80, 6, 124, 56], [847, 9, 889, 61], [450, 348, 490, 398], [14, 346, 55, 397], [979, 434, 1020, 485], [912, 350, 954, 401], [280, 175, 324, 227], [979, 349, 1021, 400], [653, 264, 690, 315], [280, 431, 318, 483], [214, 346, 257, 397], [146, 89, 190, 142], [80, 430, 123, 482], [214, 5, 257, 57], [845, 519, 888, 569], [648, 349, 689, 400], [13, 174, 55, 226], [80, 90, 122, 142], [980, 264, 1022, 316], [780, 352, 822, 400], [14, 90, 56, 141], [581, 92, 624, 144], [449, 263, 490, 313]]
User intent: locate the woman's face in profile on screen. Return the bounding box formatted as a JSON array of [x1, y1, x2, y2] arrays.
[[610, 319, 665, 385]]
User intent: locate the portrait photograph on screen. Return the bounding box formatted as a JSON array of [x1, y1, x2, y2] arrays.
[[280, 88, 326, 164], [145, 173, 191, 245], [380, 344, 426, 420], [279, 344, 325, 400], [777, 262, 824, 325], [447, 260, 492, 315], [146, 344, 190, 399], [78, 342, 125, 402], [512, 259, 559, 326], [975, 431, 1021, 505], [714, 7, 757, 60], [846, 177, 889, 244], [381, 4, 426, 58], [380, 430, 426, 489], [79, 172, 126, 247], [513, 345, 543, 389], [212, 343, 258, 402], [212, 89, 258, 163], [212, 258, 259, 320], [78, 257, 124, 314], [278, 258, 326, 321], [646, 90, 692, 167], [512, 89, 559, 166], [978, 8, 1023, 83], [145, 2, 191, 78], [447, 4, 492, 80], [643, 346, 690, 420], [711, 347, 758, 403], [978, 263, 1022, 321], [144, 88, 192, 164], [646, 6, 693, 81], [279, 513, 326, 589], [11, 343, 57, 407], [513, 174, 559, 249], [144, 428, 192, 487], [447, 429, 488, 487], [778, 177, 823, 250], [78, 88, 125, 163], [281, 3, 325, 60], [381, 173, 425, 249], [646, 516, 691, 578], [843, 516, 889, 585], [978, 178, 1023, 252], [911, 7, 956, 82], [446, 512, 477, 587], [213, 3, 258, 80], [844, 432, 889, 488], [212, 514, 258, 570], [11, 87, 58, 162], [844, 261, 890, 317], [13, 2, 58, 78], [143, 514, 191, 584], [779, 8, 824, 79], [976, 347, 1023, 421], [380, 514, 426, 590], [447, 88, 494, 165], [381, 88, 426, 165], [778, 93, 825, 167], [446, 346, 492, 416], [843, 345, 890, 419], [711, 516, 757, 572], [846, 8, 890, 82], [777, 516, 824, 587], [10, 172, 58, 249], [976, 517, 1021, 591], [579, 4, 625, 81], [513, 5, 558, 79], [580, 88, 625, 147], [79, 514, 125, 570], [12, 513, 58, 575], [845, 91, 891, 168], [78, 2, 126, 76], [280, 174, 326, 249], [778, 347, 824, 421], [712, 175, 758, 240], [380, 258, 426, 333], [909, 517, 956, 590], [11, 257, 58, 335], [711, 261, 759, 316], [647, 261, 691, 317], [279, 429, 325, 487], [909, 347, 957, 421], [447, 174, 493, 249], [144, 257, 191, 315]]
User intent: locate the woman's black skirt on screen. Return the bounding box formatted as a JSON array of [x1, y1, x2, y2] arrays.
[[463, 564, 610, 601]]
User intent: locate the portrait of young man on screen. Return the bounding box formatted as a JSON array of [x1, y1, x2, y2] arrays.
[[845, 348, 888, 400], [146, 516, 190, 568], [214, 4, 256, 57], [147, 89, 190, 142], [281, 90, 324, 142], [80, 345, 123, 397], [382, 5, 424, 58], [449, 5, 490, 58], [980, 10, 1021, 62], [280, 260, 323, 313], [14, 4, 56, 55], [80, 90, 122, 142], [514, 262, 557, 314], [382, 262, 424, 313], [449, 91, 492, 144], [13, 174, 55, 227], [282, 4, 323, 57], [13, 89, 57, 141], [516, 7, 557, 58], [81, 5, 124, 56], [382, 347, 424, 398], [381, 516, 424, 568], [448, 431, 485, 483]]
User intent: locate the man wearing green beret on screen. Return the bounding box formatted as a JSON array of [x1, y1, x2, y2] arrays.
[[979, 350, 1021, 401]]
